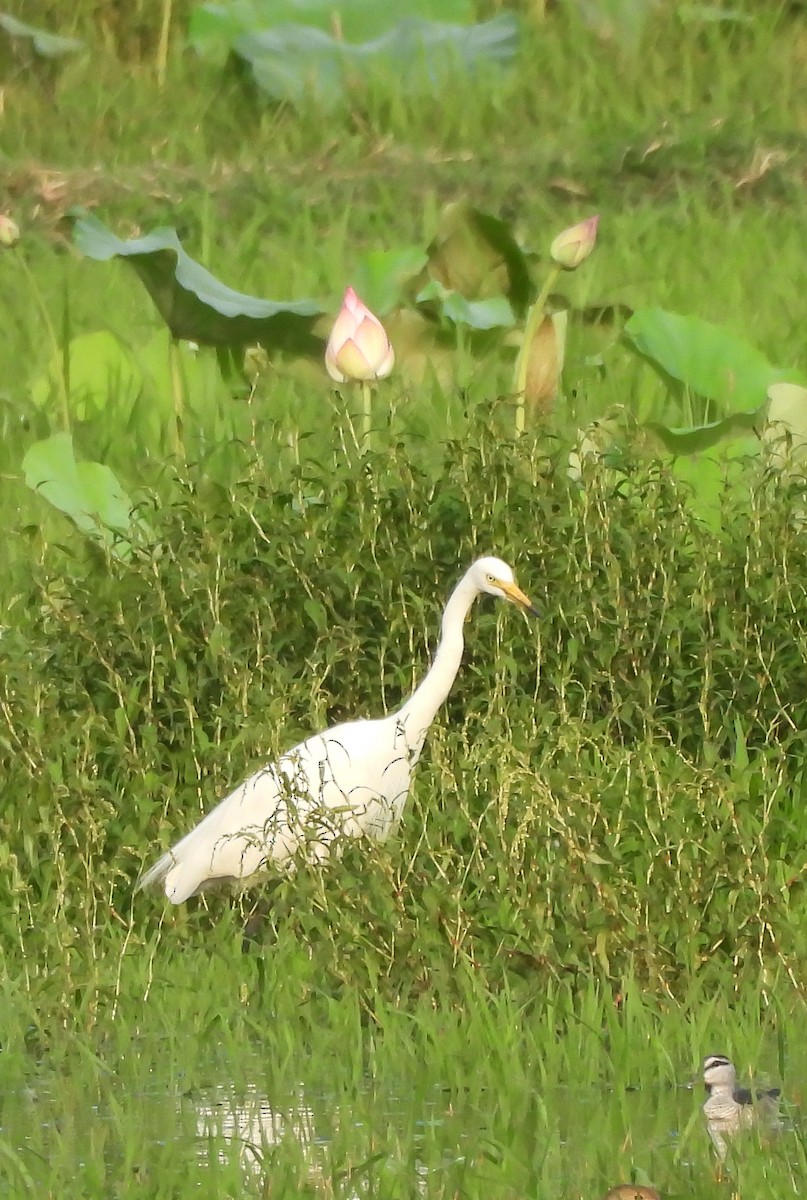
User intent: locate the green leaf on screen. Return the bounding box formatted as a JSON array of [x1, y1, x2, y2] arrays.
[[227, 16, 518, 111], [412, 201, 532, 317], [670, 439, 757, 534], [624, 307, 799, 413], [303, 597, 328, 632], [189, 0, 255, 63], [30, 331, 142, 422], [72, 214, 325, 353], [22, 432, 149, 557], [134, 331, 211, 448], [644, 410, 760, 456], [0, 13, 84, 58], [190, 0, 474, 54], [352, 248, 428, 316], [733, 715, 749, 770], [415, 281, 515, 330]]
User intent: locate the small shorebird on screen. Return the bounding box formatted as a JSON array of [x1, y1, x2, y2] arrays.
[[702, 1053, 781, 1160]]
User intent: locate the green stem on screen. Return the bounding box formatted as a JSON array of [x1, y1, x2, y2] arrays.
[[361, 381, 372, 450], [17, 252, 71, 435], [156, 0, 173, 89], [513, 264, 561, 437], [168, 338, 185, 462]]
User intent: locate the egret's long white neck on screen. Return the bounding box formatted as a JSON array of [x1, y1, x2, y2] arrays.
[[396, 570, 479, 754]]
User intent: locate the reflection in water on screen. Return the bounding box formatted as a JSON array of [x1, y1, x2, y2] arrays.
[[4, 1059, 742, 1196], [192, 1079, 454, 1193], [195, 1084, 323, 1179]]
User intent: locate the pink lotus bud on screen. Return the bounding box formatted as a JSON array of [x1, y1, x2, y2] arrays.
[[325, 287, 395, 383], [0, 214, 20, 247], [550, 215, 599, 271]]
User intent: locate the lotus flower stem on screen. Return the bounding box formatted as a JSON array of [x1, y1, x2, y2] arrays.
[[513, 265, 560, 436], [156, 0, 173, 89], [361, 381, 373, 448], [168, 338, 185, 462]]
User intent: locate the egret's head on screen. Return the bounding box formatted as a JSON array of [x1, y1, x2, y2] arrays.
[[472, 556, 539, 616], [703, 1055, 736, 1090]]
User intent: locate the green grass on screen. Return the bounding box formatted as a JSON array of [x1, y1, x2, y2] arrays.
[[3, 2, 807, 1196], [2, 957, 804, 1198]]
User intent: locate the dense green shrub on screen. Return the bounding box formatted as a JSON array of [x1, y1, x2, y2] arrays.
[[4, 434, 807, 1008]]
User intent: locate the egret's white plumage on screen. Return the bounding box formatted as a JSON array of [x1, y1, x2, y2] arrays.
[[138, 556, 536, 904]]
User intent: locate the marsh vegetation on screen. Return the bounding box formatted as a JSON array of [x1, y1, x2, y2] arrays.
[[2, 2, 807, 1196]]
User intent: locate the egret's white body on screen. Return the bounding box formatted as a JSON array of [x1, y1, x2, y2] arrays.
[[138, 556, 535, 904]]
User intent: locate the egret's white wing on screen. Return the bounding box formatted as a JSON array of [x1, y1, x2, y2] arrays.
[[138, 716, 416, 903]]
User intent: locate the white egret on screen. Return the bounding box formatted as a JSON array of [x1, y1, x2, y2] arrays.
[[138, 555, 536, 904]]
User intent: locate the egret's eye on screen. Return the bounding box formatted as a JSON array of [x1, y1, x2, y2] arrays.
[[486, 573, 496, 583]]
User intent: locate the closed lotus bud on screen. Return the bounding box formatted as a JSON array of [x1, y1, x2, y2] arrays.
[[325, 287, 395, 383], [0, 214, 20, 247], [550, 214, 599, 271]]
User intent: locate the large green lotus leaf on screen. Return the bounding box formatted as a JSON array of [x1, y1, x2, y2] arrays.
[[137, 329, 213, 413], [415, 281, 515, 330], [22, 432, 147, 556], [352, 247, 428, 316], [411, 201, 532, 317], [624, 307, 799, 412], [72, 215, 325, 353], [670, 440, 758, 534], [30, 331, 142, 422], [190, 0, 474, 60], [643, 410, 761, 456], [571, 409, 757, 532], [133, 329, 221, 449], [231, 16, 518, 111], [0, 13, 83, 58]]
